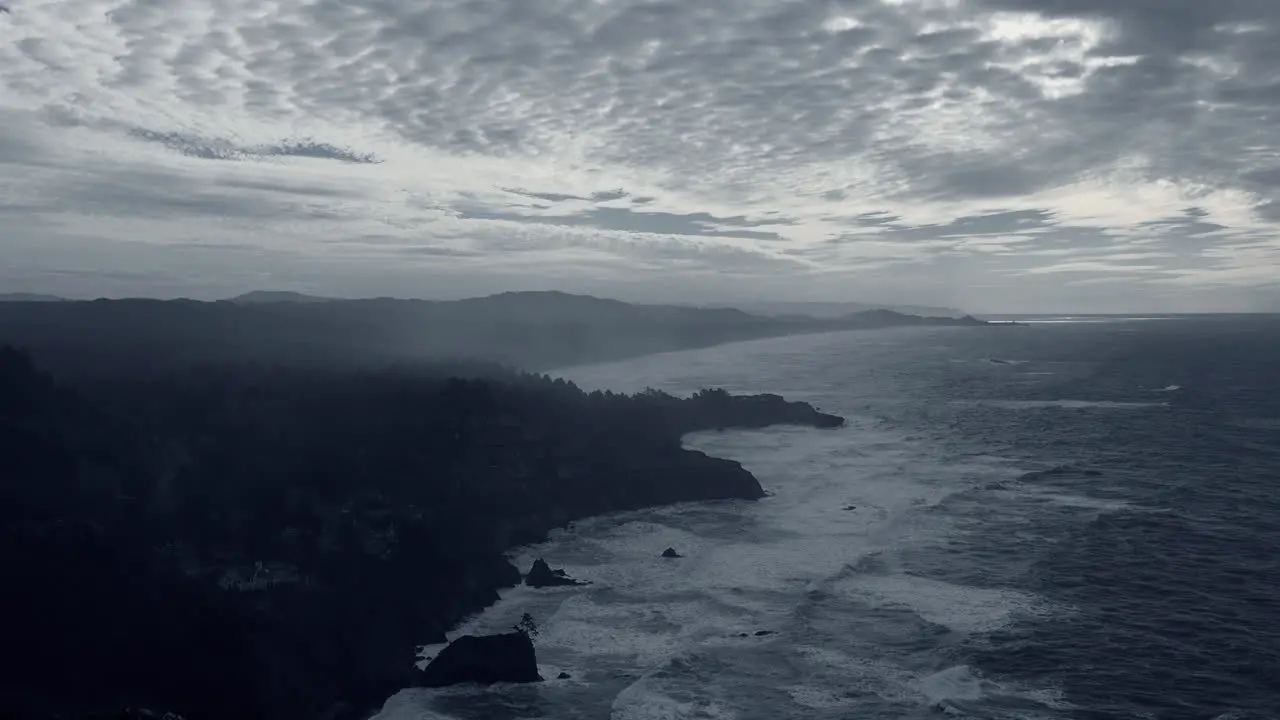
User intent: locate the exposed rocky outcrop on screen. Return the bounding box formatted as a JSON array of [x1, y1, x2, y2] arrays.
[[676, 388, 844, 433], [415, 632, 541, 688], [525, 559, 586, 588], [662, 548, 682, 558]]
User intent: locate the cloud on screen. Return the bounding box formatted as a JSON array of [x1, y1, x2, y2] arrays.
[[461, 202, 793, 242], [129, 128, 382, 164], [0, 0, 1277, 311]]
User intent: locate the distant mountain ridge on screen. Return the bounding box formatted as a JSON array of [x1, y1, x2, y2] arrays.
[[218, 291, 966, 318], [0, 293, 66, 302], [0, 290, 986, 377], [226, 290, 336, 304], [3, 289, 966, 320]]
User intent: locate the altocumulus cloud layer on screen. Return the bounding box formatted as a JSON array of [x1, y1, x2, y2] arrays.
[[2, 0, 1279, 311]]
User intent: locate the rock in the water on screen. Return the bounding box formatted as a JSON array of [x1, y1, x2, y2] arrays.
[[416, 632, 541, 688], [661, 547, 682, 558], [525, 558, 585, 587], [754, 630, 775, 637], [557, 672, 571, 679]]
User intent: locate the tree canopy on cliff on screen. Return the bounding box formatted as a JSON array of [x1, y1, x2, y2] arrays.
[[0, 345, 839, 720]]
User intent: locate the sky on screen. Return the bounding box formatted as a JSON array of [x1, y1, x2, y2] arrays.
[[2, 0, 1278, 313]]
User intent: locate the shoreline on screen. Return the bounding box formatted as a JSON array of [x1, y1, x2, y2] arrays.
[[388, 417, 856, 720], [0, 351, 844, 720], [392, 427, 828, 717]]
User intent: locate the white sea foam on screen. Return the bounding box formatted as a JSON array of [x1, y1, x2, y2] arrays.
[[918, 665, 1076, 718], [787, 685, 849, 710], [370, 689, 474, 720], [376, 331, 1070, 719], [965, 399, 1168, 410], [610, 669, 740, 720], [832, 574, 1049, 635], [919, 665, 989, 704], [790, 646, 924, 703]]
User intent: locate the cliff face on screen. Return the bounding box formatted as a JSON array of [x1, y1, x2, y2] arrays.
[[0, 349, 843, 720]]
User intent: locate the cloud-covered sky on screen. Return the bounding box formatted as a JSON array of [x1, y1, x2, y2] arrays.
[[2, 0, 1278, 312]]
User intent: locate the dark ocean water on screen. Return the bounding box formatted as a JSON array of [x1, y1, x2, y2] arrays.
[[929, 317, 1280, 720], [376, 316, 1280, 720]]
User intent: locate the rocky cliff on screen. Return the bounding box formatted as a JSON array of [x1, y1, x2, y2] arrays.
[[0, 348, 843, 720]]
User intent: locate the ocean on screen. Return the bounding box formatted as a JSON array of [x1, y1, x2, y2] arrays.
[[373, 315, 1280, 720]]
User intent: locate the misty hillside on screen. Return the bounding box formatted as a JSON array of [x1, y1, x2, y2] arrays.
[[0, 293, 66, 302], [0, 291, 983, 378]]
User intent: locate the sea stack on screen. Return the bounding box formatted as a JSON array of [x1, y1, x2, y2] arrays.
[[416, 632, 542, 688], [524, 559, 586, 587]]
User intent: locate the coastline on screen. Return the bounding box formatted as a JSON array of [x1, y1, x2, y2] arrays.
[[374, 394, 848, 719], [0, 350, 844, 720]]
